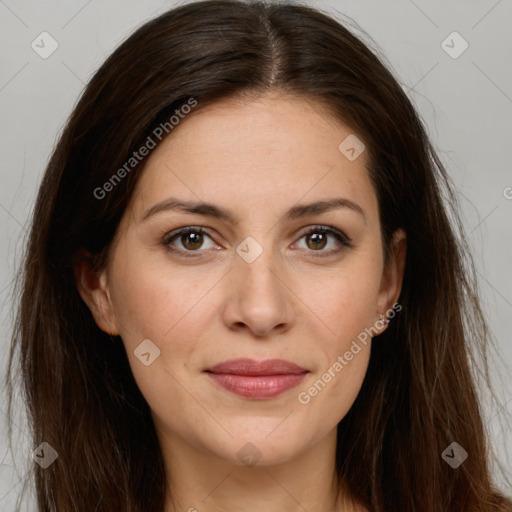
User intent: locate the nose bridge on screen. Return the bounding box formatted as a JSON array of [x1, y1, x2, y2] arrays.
[[235, 232, 283, 296], [224, 232, 292, 335]]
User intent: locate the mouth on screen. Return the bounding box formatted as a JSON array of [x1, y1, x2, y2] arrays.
[[203, 358, 309, 399]]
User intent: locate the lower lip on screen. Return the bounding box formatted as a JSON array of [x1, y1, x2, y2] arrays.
[[205, 372, 308, 399]]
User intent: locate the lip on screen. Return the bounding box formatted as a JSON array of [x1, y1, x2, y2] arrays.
[[205, 358, 308, 375], [204, 358, 309, 400]]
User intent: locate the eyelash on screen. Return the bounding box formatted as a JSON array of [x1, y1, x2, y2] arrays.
[[162, 225, 353, 259]]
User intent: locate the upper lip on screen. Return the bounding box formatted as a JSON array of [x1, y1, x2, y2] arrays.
[[205, 358, 309, 376]]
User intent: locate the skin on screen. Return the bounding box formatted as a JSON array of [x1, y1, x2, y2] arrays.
[[76, 91, 406, 512]]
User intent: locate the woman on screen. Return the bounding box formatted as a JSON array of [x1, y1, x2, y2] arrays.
[[6, 0, 511, 510]]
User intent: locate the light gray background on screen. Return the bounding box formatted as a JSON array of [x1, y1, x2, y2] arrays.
[[0, 0, 511, 509]]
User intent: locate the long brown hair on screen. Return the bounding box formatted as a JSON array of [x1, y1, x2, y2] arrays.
[[6, 0, 511, 510]]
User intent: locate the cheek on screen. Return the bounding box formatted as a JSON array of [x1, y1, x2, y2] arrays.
[[295, 259, 379, 417], [307, 261, 382, 346], [108, 253, 219, 375], [313, 344, 371, 428], [110, 274, 171, 344], [296, 294, 373, 428], [108, 262, 206, 413], [109, 246, 198, 340]]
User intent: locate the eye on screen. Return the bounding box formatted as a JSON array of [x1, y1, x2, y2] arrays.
[[293, 225, 353, 257], [162, 224, 353, 259], [163, 226, 218, 257]]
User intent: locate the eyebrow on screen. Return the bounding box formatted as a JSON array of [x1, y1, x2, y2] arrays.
[[141, 197, 367, 225]]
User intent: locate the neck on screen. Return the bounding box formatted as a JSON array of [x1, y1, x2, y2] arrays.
[[156, 423, 363, 512]]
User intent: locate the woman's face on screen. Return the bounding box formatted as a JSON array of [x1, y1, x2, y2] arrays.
[[78, 92, 405, 467]]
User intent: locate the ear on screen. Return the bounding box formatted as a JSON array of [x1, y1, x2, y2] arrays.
[[375, 228, 407, 332], [73, 249, 120, 336]]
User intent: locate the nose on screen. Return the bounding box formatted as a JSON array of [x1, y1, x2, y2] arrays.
[[220, 245, 294, 338]]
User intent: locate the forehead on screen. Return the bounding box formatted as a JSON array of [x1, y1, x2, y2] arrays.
[[128, 93, 377, 224]]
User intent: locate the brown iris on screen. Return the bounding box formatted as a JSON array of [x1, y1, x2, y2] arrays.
[[181, 231, 204, 250], [306, 231, 328, 251]]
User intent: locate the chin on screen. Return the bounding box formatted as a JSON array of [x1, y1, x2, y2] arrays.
[[202, 423, 313, 467]]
